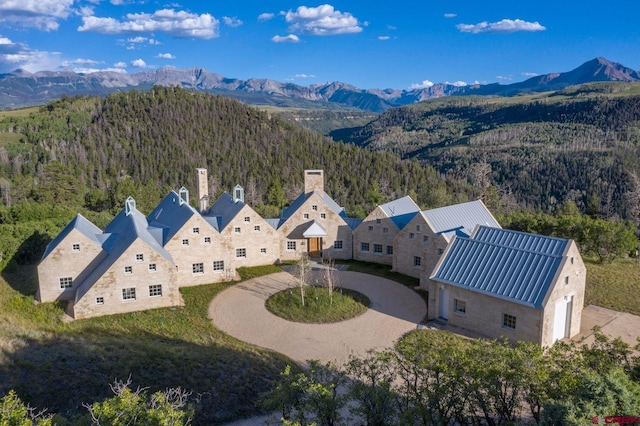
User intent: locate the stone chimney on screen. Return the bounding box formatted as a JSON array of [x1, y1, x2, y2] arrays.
[[304, 170, 324, 194], [196, 168, 209, 212]]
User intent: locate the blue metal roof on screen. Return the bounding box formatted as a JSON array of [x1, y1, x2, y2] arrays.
[[379, 196, 420, 230], [41, 214, 103, 260], [147, 191, 207, 244], [75, 201, 174, 302], [205, 192, 245, 231], [423, 200, 500, 241], [431, 227, 569, 309]]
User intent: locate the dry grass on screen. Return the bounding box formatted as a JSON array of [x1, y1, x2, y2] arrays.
[[585, 257, 640, 316]]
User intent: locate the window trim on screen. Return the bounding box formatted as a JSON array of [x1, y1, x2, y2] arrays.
[[59, 277, 73, 289], [149, 284, 162, 298], [148, 263, 157, 272], [192, 262, 204, 275], [334, 240, 343, 250], [135, 253, 144, 262], [236, 248, 247, 258], [360, 242, 370, 252], [96, 296, 104, 305], [413, 256, 421, 267], [286, 241, 297, 251], [72, 243, 80, 252], [454, 299, 466, 315], [213, 260, 225, 271], [122, 287, 136, 301], [373, 243, 383, 254], [124, 266, 133, 275]]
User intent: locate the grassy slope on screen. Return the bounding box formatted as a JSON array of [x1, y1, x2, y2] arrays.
[[0, 264, 289, 425], [0, 106, 37, 147], [584, 258, 640, 316]]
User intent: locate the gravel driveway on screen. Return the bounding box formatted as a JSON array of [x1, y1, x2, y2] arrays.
[[208, 268, 427, 366]]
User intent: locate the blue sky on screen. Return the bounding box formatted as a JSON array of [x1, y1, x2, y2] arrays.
[[0, 1, 639, 90]]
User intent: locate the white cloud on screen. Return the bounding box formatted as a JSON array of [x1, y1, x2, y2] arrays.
[[285, 4, 362, 36], [61, 58, 101, 67], [258, 12, 274, 21], [444, 13, 457, 18], [446, 81, 467, 87], [156, 53, 175, 59], [410, 80, 434, 89], [78, 9, 220, 39], [0, 36, 62, 72], [456, 19, 546, 34], [114, 61, 127, 68], [378, 36, 390, 41], [271, 34, 301, 43], [128, 36, 148, 43], [73, 67, 126, 74], [496, 75, 512, 81], [0, 0, 74, 31], [521, 72, 539, 77], [223, 16, 243, 27], [294, 73, 315, 78], [131, 58, 146, 68]]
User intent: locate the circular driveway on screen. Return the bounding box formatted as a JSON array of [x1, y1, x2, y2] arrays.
[[208, 268, 427, 365]]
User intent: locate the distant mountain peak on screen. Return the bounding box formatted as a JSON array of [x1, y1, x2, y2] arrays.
[[0, 57, 639, 111]]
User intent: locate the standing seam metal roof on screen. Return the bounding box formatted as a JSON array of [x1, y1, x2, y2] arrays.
[[422, 200, 500, 241], [431, 227, 569, 309]]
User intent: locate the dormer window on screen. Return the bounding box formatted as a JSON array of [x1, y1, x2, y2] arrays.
[[179, 186, 189, 206], [233, 185, 244, 203]]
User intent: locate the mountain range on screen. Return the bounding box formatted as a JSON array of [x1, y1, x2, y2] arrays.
[[1, 57, 639, 112]]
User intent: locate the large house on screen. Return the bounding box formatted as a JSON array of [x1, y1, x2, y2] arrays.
[[37, 168, 586, 347], [426, 226, 585, 347]]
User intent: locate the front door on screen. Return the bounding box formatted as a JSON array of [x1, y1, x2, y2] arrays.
[[308, 237, 322, 257], [439, 287, 449, 320]]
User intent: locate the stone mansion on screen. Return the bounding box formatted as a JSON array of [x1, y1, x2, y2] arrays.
[[37, 169, 585, 346]]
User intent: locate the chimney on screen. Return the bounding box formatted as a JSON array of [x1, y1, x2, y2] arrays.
[[304, 170, 324, 194], [196, 168, 208, 212]]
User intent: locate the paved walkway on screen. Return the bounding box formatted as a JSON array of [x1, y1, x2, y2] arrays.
[[208, 266, 427, 366]]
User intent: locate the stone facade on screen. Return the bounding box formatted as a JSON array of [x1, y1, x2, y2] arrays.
[[71, 238, 179, 320], [394, 212, 447, 279], [354, 207, 400, 265]]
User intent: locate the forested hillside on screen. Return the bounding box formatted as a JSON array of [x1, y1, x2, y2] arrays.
[[337, 82, 640, 222], [0, 87, 452, 217]]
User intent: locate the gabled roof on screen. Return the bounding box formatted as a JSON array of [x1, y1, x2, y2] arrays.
[[378, 196, 420, 230], [41, 214, 103, 260], [147, 191, 212, 244], [276, 190, 360, 230], [422, 200, 500, 242], [431, 227, 569, 309], [75, 202, 174, 302], [205, 192, 245, 231], [303, 221, 327, 238]]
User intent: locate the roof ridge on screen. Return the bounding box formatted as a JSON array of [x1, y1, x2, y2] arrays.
[[461, 233, 565, 258]]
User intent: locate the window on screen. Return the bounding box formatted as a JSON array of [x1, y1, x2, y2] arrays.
[[423, 235, 429, 243], [182, 239, 189, 246], [416, 225, 421, 232], [454, 299, 466, 314], [564, 276, 569, 285], [59, 277, 73, 289], [204, 237, 211, 244], [234, 227, 241, 233], [304, 213, 309, 219], [320, 213, 326, 219], [386, 245, 393, 255], [148, 263, 157, 272], [124, 266, 132, 275], [409, 233, 414, 240], [96, 297, 104, 305], [236, 248, 246, 258], [135, 253, 144, 262], [383, 227, 389, 234], [260, 247, 267, 254], [374, 244, 383, 254], [287, 241, 296, 251], [244, 216, 250, 223], [254, 225, 261, 231], [376, 218, 381, 224], [312, 205, 318, 211], [571, 257, 574, 264], [334, 240, 343, 250], [72, 243, 80, 252], [149, 284, 162, 297], [503, 314, 517, 330], [122, 288, 136, 301], [368, 226, 373, 231], [192, 263, 204, 274], [213, 260, 225, 271], [414, 256, 421, 267], [192, 227, 199, 234], [361, 242, 370, 252], [438, 248, 444, 256]]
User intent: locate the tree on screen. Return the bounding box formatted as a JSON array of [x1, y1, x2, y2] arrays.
[[321, 258, 339, 305], [294, 254, 312, 307], [84, 377, 194, 426], [0, 390, 52, 426]]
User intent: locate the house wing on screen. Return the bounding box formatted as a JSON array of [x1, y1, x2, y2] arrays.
[[147, 190, 209, 244], [205, 192, 245, 231], [41, 214, 103, 260], [379, 196, 420, 230]]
